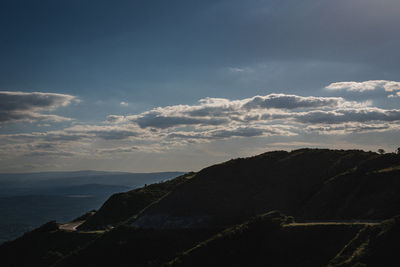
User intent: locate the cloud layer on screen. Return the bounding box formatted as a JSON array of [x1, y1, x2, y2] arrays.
[[1, 90, 399, 170], [107, 94, 359, 130], [0, 91, 77, 123], [106, 93, 397, 134]]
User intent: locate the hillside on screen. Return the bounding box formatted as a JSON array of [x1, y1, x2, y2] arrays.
[[131, 149, 400, 228], [1, 148, 400, 266], [78, 173, 194, 230]]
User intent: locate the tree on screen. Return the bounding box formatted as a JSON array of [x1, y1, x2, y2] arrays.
[[397, 147, 400, 154], [378, 149, 385, 154]]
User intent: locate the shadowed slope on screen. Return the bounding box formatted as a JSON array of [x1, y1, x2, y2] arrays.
[[328, 215, 400, 267], [167, 211, 365, 267], [55, 226, 220, 267], [132, 149, 398, 228], [301, 167, 400, 220], [0, 221, 101, 267]]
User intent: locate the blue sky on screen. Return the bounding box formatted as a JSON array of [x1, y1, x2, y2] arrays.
[[1, 0, 400, 172]]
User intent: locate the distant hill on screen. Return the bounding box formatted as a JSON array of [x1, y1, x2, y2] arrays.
[[1, 149, 400, 266], [0, 171, 184, 194]]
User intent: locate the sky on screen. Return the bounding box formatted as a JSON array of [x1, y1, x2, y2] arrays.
[[1, 0, 400, 173]]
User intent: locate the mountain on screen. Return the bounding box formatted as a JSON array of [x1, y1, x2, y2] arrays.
[[0, 149, 399, 266]]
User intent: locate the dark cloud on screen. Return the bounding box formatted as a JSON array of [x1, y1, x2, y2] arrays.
[[0, 111, 73, 123], [97, 146, 139, 154], [0, 91, 77, 123], [0, 91, 75, 111], [30, 142, 57, 150], [167, 126, 295, 141], [43, 133, 88, 142], [25, 151, 75, 157], [294, 108, 400, 124], [243, 94, 343, 110], [306, 123, 399, 135], [3, 125, 142, 144], [210, 127, 274, 139], [185, 106, 237, 117], [135, 113, 229, 129], [87, 130, 139, 140]]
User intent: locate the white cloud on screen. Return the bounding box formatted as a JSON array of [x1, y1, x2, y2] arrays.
[[326, 80, 400, 97], [120, 101, 128, 106], [228, 67, 253, 73]]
